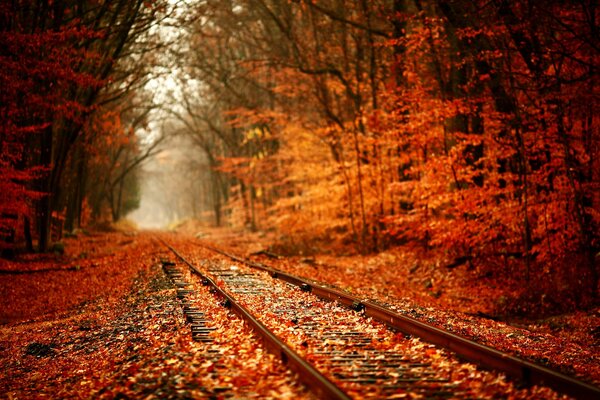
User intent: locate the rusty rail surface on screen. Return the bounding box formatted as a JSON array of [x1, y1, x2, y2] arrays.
[[159, 239, 351, 400], [198, 241, 600, 400]]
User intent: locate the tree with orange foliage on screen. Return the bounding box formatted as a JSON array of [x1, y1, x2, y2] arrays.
[[180, 0, 598, 308]]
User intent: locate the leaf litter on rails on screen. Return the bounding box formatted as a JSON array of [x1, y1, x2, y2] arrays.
[[162, 233, 569, 399], [0, 231, 314, 399], [184, 226, 600, 388]]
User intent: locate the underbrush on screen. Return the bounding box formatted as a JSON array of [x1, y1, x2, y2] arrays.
[[469, 253, 599, 319], [91, 219, 138, 233], [267, 234, 599, 319]]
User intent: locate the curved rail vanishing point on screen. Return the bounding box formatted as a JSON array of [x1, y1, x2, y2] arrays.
[[195, 241, 600, 400]]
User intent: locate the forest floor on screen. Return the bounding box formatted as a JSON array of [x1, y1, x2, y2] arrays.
[[0, 230, 308, 399], [0, 225, 598, 398], [178, 222, 600, 387]]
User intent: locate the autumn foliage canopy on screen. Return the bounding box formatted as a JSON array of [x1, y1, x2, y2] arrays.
[[173, 0, 599, 307], [1, 1, 598, 308], [0, 0, 166, 251]]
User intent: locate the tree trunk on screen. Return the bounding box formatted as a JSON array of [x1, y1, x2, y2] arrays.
[[24, 216, 33, 253], [38, 124, 53, 252], [249, 185, 257, 231], [211, 170, 222, 226], [64, 147, 86, 232]]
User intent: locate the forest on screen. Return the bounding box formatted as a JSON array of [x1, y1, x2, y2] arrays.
[[1, 0, 598, 315]]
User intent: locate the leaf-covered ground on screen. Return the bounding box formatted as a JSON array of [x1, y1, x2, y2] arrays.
[[164, 235, 566, 400], [1, 228, 598, 399], [179, 224, 600, 388], [0, 231, 311, 399]]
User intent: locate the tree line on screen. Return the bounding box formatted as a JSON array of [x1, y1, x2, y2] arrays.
[[0, 0, 172, 252], [1, 0, 597, 304], [174, 0, 598, 303]]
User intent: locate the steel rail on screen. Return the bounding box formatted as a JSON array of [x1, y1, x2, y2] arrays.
[[198, 241, 600, 400], [159, 239, 351, 400]]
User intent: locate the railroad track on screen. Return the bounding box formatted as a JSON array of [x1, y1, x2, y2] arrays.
[[158, 237, 600, 399]]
